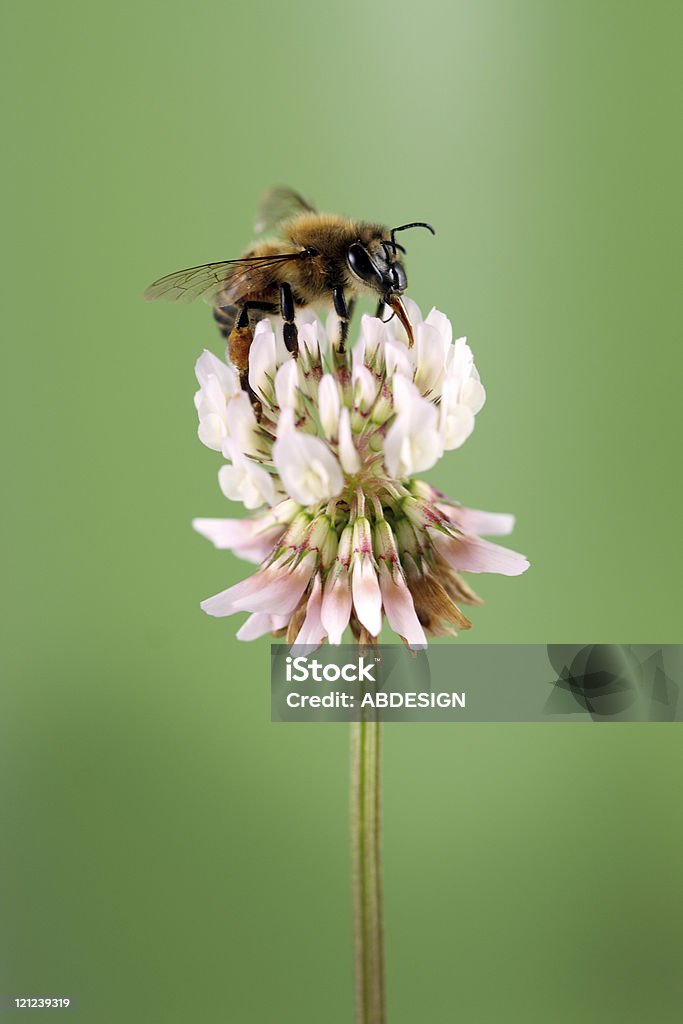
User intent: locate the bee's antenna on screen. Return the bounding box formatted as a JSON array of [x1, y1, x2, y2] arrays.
[[390, 222, 436, 250], [381, 240, 406, 261]]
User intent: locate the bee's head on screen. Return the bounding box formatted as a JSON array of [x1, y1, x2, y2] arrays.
[[345, 222, 435, 344], [345, 221, 435, 300], [346, 240, 407, 296]]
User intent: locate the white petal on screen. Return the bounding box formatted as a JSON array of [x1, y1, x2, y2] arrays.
[[269, 322, 291, 365], [273, 431, 344, 506], [274, 358, 301, 411], [462, 378, 486, 414], [392, 374, 422, 414], [424, 307, 453, 347], [198, 412, 228, 452], [318, 374, 341, 440], [248, 320, 277, 402], [218, 459, 276, 510], [384, 338, 413, 379], [353, 364, 379, 410], [276, 406, 296, 439], [443, 336, 484, 413], [356, 314, 388, 366], [447, 337, 474, 382], [414, 321, 449, 395], [441, 403, 475, 451], [195, 375, 227, 421], [384, 398, 441, 478], [225, 392, 261, 457], [195, 350, 239, 396], [383, 419, 408, 478], [298, 320, 327, 362], [325, 308, 342, 349], [195, 372, 234, 451], [338, 408, 361, 474], [402, 427, 441, 474], [217, 464, 247, 503]]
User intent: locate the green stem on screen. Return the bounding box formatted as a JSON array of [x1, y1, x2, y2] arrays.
[[351, 715, 386, 1024]]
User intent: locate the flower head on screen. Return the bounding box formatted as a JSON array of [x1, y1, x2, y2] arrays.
[[192, 300, 528, 647]]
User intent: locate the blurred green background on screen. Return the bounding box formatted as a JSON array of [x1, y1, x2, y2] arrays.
[[2, 1, 682, 1021]]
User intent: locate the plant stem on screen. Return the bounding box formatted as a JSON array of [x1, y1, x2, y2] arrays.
[[351, 714, 386, 1024]]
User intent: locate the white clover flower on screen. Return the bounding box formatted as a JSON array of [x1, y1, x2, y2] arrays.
[[193, 301, 529, 647]]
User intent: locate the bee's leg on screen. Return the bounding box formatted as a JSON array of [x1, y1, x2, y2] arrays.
[[221, 301, 277, 342], [333, 287, 351, 353], [280, 283, 298, 355], [228, 305, 255, 393]]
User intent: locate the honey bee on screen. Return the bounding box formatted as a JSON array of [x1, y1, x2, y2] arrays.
[[144, 187, 435, 391]]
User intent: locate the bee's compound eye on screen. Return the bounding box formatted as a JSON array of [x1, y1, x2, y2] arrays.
[[347, 243, 380, 284], [391, 263, 407, 291]]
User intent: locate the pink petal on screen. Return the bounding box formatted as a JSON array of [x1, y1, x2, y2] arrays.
[[236, 613, 275, 641], [437, 504, 515, 537], [352, 559, 382, 638], [192, 516, 283, 551], [378, 563, 427, 649], [236, 613, 292, 641], [433, 531, 529, 576], [292, 573, 326, 652], [201, 553, 316, 617], [232, 536, 281, 565], [320, 571, 352, 645]]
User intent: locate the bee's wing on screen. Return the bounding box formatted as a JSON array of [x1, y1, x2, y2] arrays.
[[143, 252, 305, 306], [253, 187, 316, 236]]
